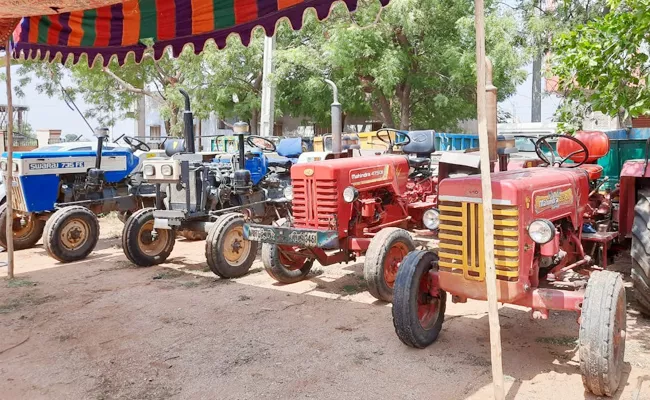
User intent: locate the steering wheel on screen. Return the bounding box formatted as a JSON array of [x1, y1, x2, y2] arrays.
[[122, 136, 151, 152], [375, 128, 411, 153], [534, 134, 589, 168], [246, 135, 277, 153]]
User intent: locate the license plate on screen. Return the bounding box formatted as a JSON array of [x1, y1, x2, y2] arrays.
[[244, 224, 339, 249]]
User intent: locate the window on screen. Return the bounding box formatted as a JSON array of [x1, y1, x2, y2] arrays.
[[150, 125, 161, 138]]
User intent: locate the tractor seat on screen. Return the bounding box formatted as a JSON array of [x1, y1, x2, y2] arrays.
[[578, 164, 603, 181], [267, 156, 294, 170], [403, 130, 436, 169], [408, 158, 431, 169]]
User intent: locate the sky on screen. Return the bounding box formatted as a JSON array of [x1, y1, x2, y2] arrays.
[[0, 62, 561, 138]]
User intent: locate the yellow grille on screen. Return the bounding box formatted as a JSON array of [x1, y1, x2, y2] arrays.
[[438, 201, 520, 282], [10, 176, 28, 212]]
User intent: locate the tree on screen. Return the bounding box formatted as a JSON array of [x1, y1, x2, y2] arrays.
[[551, 0, 650, 131]]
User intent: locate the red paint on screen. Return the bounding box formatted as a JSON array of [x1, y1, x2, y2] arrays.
[[540, 232, 559, 257], [618, 176, 637, 238], [557, 131, 609, 163], [156, 0, 176, 40]]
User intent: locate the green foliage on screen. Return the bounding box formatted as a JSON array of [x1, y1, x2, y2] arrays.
[[551, 0, 649, 130]]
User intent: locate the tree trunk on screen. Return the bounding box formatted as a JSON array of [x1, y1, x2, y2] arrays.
[[250, 109, 260, 136], [399, 84, 411, 130], [376, 91, 395, 128], [164, 119, 172, 137]]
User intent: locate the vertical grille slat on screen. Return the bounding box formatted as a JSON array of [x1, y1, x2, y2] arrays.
[[292, 177, 339, 229], [438, 200, 520, 282], [10, 176, 28, 212]]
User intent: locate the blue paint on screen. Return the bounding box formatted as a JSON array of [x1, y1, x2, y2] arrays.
[[19, 175, 60, 213], [630, 128, 650, 140]]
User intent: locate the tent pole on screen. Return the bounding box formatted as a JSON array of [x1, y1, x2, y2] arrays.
[[475, 1, 504, 399], [4, 39, 14, 280]]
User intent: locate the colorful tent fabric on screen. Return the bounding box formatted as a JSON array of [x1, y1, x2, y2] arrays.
[[8, 0, 389, 66]]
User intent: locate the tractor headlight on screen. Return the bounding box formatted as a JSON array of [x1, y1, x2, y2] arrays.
[[144, 165, 155, 176], [0, 161, 6, 171], [283, 185, 294, 200], [528, 219, 555, 244], [343, 186, 359, 203], [423, 209, 441, 230], [161, 164, 173, 176]]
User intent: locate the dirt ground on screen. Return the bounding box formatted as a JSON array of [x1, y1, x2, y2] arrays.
[[1, 217, 650, 400]]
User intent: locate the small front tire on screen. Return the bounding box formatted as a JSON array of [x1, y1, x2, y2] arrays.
[[43, 206, 100, 263], [0, 204, 45, 250], [261, 243, 313, 284], [364, 228, 415, 302], [205, 213, 257, 278], [579, 270, 626, 397], [122, 208, 175, 267], [392, 250, 446, 348]]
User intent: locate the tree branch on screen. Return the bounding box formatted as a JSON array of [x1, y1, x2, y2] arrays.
[[102, 67, 156, 97]]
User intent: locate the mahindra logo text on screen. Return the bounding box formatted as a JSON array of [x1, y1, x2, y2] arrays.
[[352, 170, 385, 180]]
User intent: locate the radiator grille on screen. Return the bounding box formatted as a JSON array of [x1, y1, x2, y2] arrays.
[[292, 178, 338, 229], [438, 201, 520, 282], [9, 176, 28, 212]]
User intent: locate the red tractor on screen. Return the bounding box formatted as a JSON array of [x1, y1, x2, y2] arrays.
[[392, 132, 627, 396], [244, 130, 441, 301]]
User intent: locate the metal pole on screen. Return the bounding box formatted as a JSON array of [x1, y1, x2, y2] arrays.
[[486, 58, 498, 163], [5, 40, 14, 279], [260, 35, 276, 137], [475, 2, 505, 399], [324, 79, 342, 154]]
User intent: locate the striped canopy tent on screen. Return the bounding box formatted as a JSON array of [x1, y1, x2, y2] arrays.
[[1, 0, 389, 66]]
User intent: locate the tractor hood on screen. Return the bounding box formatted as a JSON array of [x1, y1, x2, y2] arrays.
[[438, 167, 590, 221], [291, 155, 410, 192]]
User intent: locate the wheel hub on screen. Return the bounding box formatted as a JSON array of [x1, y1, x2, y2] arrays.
[[60, 218, 90, 250], [417, 270, 440, 328], [13, 213, 35, 239], [383, 242, 409, 288], [223, 226, 251, 266], [138, 221, 169, 256]]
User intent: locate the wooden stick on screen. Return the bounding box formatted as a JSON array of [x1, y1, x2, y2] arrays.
[[474, 2, 505, 399], [4, 40, 14, 280]]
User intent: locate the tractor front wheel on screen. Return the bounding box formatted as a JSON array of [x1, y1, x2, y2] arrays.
[[44, 206, 100, 263], [0, 204, 45, 250], [579, 270, 626, 397], [364, 228, 415, 302], [631, 189, 650, 316], [262, 243, 313, 284], [122, 208, 175, 267], [205, 213, 257, 278], [392, 250, 447, 348]]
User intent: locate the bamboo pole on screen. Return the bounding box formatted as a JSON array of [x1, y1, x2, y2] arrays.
[[4, 39, 14, 279], [474, 2, 505, 399]]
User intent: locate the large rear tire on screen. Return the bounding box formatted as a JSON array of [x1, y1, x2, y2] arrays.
[[392, 250, 446, 348], [43, 206, 100, 263], [579, 270, 626, 397], [205, 213, 257, 278], [261, 243, 313, 284], [631, 189, 650, 316], [364, 228, 415, 302], [0, 204, 45, 250], [122, 208, 175, 267]]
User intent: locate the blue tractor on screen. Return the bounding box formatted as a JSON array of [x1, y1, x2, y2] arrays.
[[0, 130, 161, 262]]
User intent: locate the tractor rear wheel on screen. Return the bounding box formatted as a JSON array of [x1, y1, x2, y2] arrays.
[[364, 228, 415, 302], [205, 213, 257, 278], [0, 205, 45, 250], [631, 189, 650, 316], [122, 208, 175, 267], [579, 270, 626, 397], [392, 250, 446, 348], [44, 206, 100, 263], [261, 243, 313, 284]]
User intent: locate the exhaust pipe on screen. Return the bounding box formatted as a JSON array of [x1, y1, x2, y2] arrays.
[[325, 79, 342, 154], [179, 89, 195, 153]]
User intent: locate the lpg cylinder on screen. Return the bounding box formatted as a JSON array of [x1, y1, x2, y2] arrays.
[[557, 130, 610, 163]]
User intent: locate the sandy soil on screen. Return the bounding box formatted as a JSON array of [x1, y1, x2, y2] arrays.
[[1, 217, 650, 400]]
